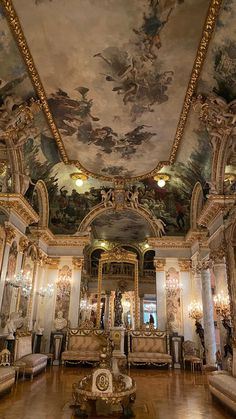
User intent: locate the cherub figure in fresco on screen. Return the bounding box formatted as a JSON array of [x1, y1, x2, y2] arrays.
[[58, 187, 69, 210], [128, 190, 139, 209], [101, 189, 113, 207]]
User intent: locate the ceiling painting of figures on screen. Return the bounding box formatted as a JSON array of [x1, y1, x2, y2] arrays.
[[12, 0, 210, 177]]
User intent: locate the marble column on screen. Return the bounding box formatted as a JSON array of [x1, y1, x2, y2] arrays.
[[68, 257, 83, 328], [43, 258, 60, 353], [200, 260, 216, 367], [154, 258, 166, 330], [139, 294, 144, 326], [104, 291, 111, 329], [0, 226, 16, 309], [179, 259, 193, 341], [10, 243, 25, 314]]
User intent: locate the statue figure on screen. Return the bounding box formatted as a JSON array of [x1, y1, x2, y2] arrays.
[[125, 190, 139, 208], [53, 311, 67, 331], [34, 319, 44, 335], [114, 288, 123, 327], [152, 217, 166, 237], [3, 313, 16, 340], [195, 320, 205, 359], [101, 189, 113, 207]]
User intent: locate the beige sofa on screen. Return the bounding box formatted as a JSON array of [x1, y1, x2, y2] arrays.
[[61, 328, 106, 365], [14, 333, 48, 380], [0, 349, 15, 395], [208, 371, 236, 413], [128, 329, 172, 368]]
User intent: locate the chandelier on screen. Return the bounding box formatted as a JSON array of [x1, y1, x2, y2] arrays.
[[56, 274, 71, 298], [188, 301, 203, 321], [6, 270, 32, 297], [37, 283, 54, 298], [213, 292, 230, 319], [80, 298, 97, 311]]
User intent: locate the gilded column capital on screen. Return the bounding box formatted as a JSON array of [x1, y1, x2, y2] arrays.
[[45, 257, 60, 269], [5, 225, 16, 244], [210, 245, 226, 264], [178, 259, 191, 272], [19, 236, 29, 253], [37, 249, 48, 266], [72, 257, 84, 270], [196, 258, 213, 272], [154, 258, 165, 272]]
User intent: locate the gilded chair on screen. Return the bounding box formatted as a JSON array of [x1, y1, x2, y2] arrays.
[[182, 340, 202, 372]]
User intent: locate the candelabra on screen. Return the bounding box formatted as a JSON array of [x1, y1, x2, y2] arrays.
[[213, 292, 230, 319], [37, 283, 54, 298], [6, 270, 32, 297], [188, 301, 203, 321]]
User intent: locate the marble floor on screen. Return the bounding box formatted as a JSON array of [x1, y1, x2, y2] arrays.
[[0, 367, 234, 419]]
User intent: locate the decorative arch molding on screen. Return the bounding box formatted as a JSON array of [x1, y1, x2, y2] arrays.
[[34, 180, 49, 228], [212, 134, 233, 195], [77, 203, 159, 237], [190, 182, 204, 229]]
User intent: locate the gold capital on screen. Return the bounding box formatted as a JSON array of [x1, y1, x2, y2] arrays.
[[72, 257, 84, 270], [178, 259, 191, 272], [154, 258, 165, 271]]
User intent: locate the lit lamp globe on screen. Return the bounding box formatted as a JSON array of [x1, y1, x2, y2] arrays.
[[157, 179, 165, 188], [75, 178, 84, 187]]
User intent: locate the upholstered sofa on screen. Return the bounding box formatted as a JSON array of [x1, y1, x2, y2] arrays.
[[208, 370, 236, 413], [61, 328, 106, 365], [128, 329, 172, 368], [14, 333, 48, 380], [0, 349, 15, 395]]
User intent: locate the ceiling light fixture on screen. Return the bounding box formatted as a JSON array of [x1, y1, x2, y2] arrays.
[[154, 173, 170, 188], [70, 172, 88, 187]]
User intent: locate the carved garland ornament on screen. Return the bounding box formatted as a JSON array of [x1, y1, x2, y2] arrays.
[[1, 0, 222, 181]]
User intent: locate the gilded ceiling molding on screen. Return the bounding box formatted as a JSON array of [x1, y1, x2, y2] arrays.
[[148, 236, 190, 249], [18, 236, 29, 253], [196, 258, 213, 272], [45, 257, 60, 269], [1, 0, 223, 181], [210, 245, 226, 264], [197, 195, 236, 228], [34, 180, 49, 229], [26, 226, 90, 248], [0, 193, 39, 225]]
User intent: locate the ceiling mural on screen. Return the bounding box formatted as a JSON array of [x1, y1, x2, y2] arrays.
[[92, 210, 153, 242], [12, 0, 210, 177]]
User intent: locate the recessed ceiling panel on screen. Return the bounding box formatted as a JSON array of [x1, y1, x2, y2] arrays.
[[13, 0, 210, 177]]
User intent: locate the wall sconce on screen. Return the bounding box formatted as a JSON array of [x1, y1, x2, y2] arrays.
[[153, 173, 170, 188], [213, 292, 230, 319], [37, 283, 54, 298], [6, 270, 32, 297], [70, 171, 88, 187], [165, 277, 182, 292]]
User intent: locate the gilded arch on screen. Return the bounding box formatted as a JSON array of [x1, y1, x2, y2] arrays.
[[34, 180, 49, 228], [190, 182, 204, 229]]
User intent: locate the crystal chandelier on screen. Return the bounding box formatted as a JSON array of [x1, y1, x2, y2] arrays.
[[80, 299, 97, 311], [188, 301, 203, 321], [56, 274, 71, 298], [37, 283, 54, 298], [213, 292, 230, 319], [6, 270, 32, 297]]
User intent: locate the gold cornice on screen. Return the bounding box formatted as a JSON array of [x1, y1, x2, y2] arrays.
[[45, 257, 60, 269], [27, 227, 90, 248], [197, 194, 236, 228], [185, 229, 208, 245], [0, 193, 39, 225], [1, 0, 222, 181], [148, 236, 190, 249], [5, 224, 16, 244]]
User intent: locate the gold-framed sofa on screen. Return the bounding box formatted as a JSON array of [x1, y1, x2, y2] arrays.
[[0, 349, 15, 395], [14, 333, 48, 380], [61, 328, 106, 365], [128, 329, 172, 368]]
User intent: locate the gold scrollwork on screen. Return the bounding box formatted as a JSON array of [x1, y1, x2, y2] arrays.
[[96, 373, 109, 392]]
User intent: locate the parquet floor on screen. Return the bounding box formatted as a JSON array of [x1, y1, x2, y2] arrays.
[[0, 366, 234, 419]]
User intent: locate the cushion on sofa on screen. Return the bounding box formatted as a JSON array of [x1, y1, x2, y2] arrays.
[[132, 337, 166, 353], [62, 350, 100, 361], [20, 353, 48, 368], [208, 373, 236, 403], [0, 367, 15, 383], [69, 335, 100, 352]]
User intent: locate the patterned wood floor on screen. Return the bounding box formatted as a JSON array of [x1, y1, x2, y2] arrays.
[[0, 367, 233, 419]]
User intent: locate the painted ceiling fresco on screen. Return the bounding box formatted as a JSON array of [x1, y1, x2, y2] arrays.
[[92, 210, 153, 242], [12, 0, 210, 177]]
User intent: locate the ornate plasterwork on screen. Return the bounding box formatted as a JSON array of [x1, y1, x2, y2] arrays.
[[0, 193, 39, 225], [210, 245, 226, 264], [148, 236, 190, 249], [154, 258, 166, 272], [18, 236, 29, 253], [1, 0, 222, 181], [27, 226, 90, 248], [4, 223, 16, 244], [178, 259, 191, 272], [197, 194, 236, 228], [72, 257, 84, 270], [196, 258, 213, 272], [45, 257, 60, 269]]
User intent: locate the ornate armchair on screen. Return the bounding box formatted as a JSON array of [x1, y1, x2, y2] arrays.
[[182, 340, 202, 372]]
